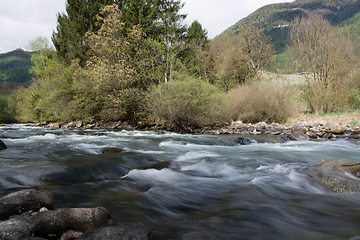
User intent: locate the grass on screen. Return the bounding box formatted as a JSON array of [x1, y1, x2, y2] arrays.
[[287, 110, 360, 127]]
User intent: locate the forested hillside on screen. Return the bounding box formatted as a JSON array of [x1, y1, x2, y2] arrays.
[[0, 48, 34, 87], [219, 0, 360, 55]]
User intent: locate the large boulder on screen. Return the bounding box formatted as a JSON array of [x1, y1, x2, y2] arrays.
[[308, 159, 360, 194], [0, 139, 7, 150], [0, 189, 54, 220], [29, 210, 66, 239], [77, 223, 151, 240], [0, 216, 34, 240], [55, 207, 112, 232]]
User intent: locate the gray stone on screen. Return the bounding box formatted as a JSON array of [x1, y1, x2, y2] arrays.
[[288, 131, 310, 141], [292, 123, 308, 134], [0, 216, 34, 240], [308, 159, 360, 194], [77, 223, 151, 240], [29, 211, 65, 239], [0, 189, 54, 220], [60, 230, 83, 240], [56, 207, 112, 232]]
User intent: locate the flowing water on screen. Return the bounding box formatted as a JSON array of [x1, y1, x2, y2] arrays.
[[1, 124, 360, 239]]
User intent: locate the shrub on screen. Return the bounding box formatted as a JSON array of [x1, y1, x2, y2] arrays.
[[228, 80, 299, 123], [147, 76, 230, 130]]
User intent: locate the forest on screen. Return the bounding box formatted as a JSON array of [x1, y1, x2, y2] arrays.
[[1, 0, 360, 130]]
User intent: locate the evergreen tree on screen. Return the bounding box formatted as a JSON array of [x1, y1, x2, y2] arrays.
[[52, 0, 114, 66], [156, 0, 187, 82], [181, 20, 210, 80]]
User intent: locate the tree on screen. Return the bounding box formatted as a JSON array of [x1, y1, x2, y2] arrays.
[[180, 20, 211, 80], [52, 0, 114, 66], [156, 0, 187, 82], [27, 37, 54, 79], [290, 14, 357, 113], [70, 4, 151, 122], [235, 23, 275, 77]]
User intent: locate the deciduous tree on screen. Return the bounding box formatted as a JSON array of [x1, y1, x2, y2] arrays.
[[290, 14, 357, 113]]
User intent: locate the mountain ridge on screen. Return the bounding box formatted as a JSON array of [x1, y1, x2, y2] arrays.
[[218, 0, 360, 54]]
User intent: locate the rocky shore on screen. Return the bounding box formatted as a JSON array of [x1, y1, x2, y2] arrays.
[[38, 120, 360, 140]]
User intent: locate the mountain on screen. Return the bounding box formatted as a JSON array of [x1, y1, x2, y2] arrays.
[[0, 48, 34, 87], [218, 0, 360, 54]]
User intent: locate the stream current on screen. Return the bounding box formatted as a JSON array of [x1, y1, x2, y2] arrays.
[[1, 124, 360, 239]]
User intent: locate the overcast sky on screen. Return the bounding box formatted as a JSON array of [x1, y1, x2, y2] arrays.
[[0, 0, 293, 54]]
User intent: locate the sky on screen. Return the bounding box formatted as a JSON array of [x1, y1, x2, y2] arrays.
[[0, 0, 293, 54]]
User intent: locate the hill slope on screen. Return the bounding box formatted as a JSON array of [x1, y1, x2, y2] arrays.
[[0, 48, 34, 86], [219, 0, 360, 54]]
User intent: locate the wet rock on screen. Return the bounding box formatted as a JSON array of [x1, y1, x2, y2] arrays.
[[288, 132, 310, 141], [308, 159, 360, 194], [277, 136, 289, 143], [0, 216, 34, 240], [60, 230, 83, 240], [77, 223, 151, 240], [101, 147, 124, 154], [0, 139, 7, 150], [234, 137, 253, 145], [29, 211, 65, 239], [0, 189, 54, 220], [56, 207, 112, 232]]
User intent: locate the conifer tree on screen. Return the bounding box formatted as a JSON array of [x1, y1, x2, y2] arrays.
[[52, 0, 114, 66]]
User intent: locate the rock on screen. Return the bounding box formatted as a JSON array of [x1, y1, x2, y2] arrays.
[[0, 189, 54, 220], [60, 230, 83, 240], [56, 207, 112, 232], [48, 123, 61, 128], [29, 211, 65, 239], [292, 123, 308, 134], [288, 132, 310, 141], [234, 137, 253, 145], [77, 223, 151, 240], [62, 122, 75, 128], [308, 159, 360, 194], [306, 131, 318, 139], [101, 147, 124, 154], [75, 121, 83, 128], [0, 216, 34, 240], [331, 125, 346, 134], [0, 139, 7, 150]]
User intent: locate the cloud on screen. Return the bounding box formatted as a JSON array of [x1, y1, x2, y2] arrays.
[[0, 0, 66, 53]]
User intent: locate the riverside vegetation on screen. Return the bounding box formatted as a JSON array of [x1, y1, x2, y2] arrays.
[[0, 0, 360, 132]]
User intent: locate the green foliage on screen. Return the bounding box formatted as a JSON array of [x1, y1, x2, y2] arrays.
[[15, 58, 74, 123], [147, 75, 230, 130], [0, 94, 16, 123], [228, 80, 299, 123]]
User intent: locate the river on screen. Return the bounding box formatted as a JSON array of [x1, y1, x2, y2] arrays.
[[1, 124, 360, 239]]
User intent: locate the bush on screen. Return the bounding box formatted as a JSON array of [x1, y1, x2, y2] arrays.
[[228, 80, 299, 123], [147, 76, 230, 130]]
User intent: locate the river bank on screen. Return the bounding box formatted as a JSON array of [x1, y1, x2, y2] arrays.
[[29, 111, 360, 140]]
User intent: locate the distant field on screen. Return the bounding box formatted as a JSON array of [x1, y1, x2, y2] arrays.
[[260, 71, 307, 86]]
